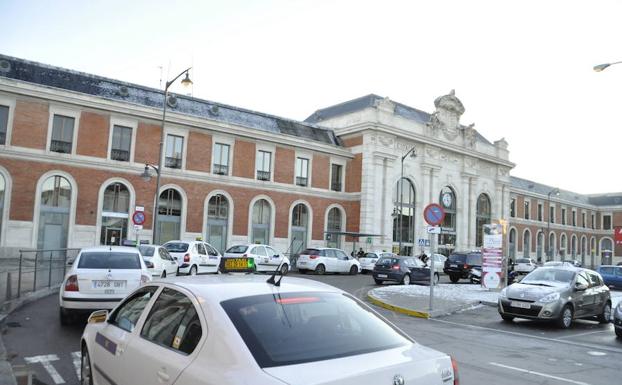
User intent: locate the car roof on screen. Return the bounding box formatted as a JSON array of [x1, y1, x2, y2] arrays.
[[228, 244, 271, 248], [79, 246, 141, 253]]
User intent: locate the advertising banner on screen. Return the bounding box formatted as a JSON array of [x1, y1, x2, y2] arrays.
[[482, 223, 504, 289], [615, 227, 622, 246]]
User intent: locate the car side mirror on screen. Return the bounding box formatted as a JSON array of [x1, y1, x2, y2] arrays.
[[67, 259, 74, 266], [88, 309, 109, 324], [173, 256, 178, 260], [575, 282, 588, 291], [273, 255, 279, 258]]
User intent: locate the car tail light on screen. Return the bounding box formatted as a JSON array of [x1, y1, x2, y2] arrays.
[[464, 264, 469, 269], [392, 264, 400, 270], [183, 253, 190, 262], [141, 275, 150, 284], [310, 255, 319, 259], [64, 275, 79, 292], [451, 356, 459, 385]]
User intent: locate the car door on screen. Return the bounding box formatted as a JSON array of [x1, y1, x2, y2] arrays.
[[159, 248, 178, 276], [120, 286, 205, 385], [323, 249, 338, 272], [335, 249, 351, 273], [407, 258, 428, 282], [205, 243, 221, 270], [614, 267, 622, 288], [573, 272, 592, 317], [586, 271, 606, 315], [90, 285, 159, 385], [266, 246, 281, 268]]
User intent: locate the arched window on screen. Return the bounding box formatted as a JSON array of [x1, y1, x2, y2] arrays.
[[475, 194, 491, 248], [326, 207, 342, 249], [536, 232, 544, 260], [157, 188, 182, 244], [438, 186, 457, 255], [560, 234, 567, 258], [206, 194, 229, 253], [548, 233, 556, 261], [523, 229, 531, 258], [581, 237, 587, 266], [571, 235, 577, 258], [508, 228, 516, 258], [251, 199, 271, 245], [101, 182, 130, 245], [393, 178, 416, 255], [37, 175, 71, 251], [600, 238, 613, 252], [0, 174, 4, 244], [291, 203, 309, 255]]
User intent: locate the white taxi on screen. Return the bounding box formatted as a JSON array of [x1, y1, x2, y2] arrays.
[[359, 251, 397, 273], [223, 243, 290, 275], [163, 240, 221, 275], [296, 247, 361, 275], [80, 271, 458, 385], [59, 246, 151, 325]]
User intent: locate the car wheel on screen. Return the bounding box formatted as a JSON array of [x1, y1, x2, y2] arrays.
[[402, 274, 411, 285], [449, 274, 460, 283], [616, 327, 622, 339], [81, 344, 93, 385], [161, 270, 167, 278], [598, 301, 611, 324], [557, 305, 574, 329], [280, 263, 289, 276], [60, 307, 72, 326], [501, 314, 514, 322], [349, 265, 358, 275], [189, 265, 197, 276], [374, 279, 383, 285], [299, 269, 307, 274], [315, 264, 326, 275], [433, 273, 440, 285]]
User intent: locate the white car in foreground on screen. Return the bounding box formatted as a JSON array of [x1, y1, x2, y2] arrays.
[[296, 247, 361, 275], [80, 273, 458, 385], [138, 245, 178, 278], [223, 244, 290, 275], [59, 246, 151, 325]]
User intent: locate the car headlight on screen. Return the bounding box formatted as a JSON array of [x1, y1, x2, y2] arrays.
[[538, 292, 560, 303], [615, 303, 622, 318], [499, 288, 508, 299]]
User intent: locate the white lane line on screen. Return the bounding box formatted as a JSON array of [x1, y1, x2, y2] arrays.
[[24, 354, 65, 384], [490, 362, 591, 385], [71, 351, 81, 380], [557, 330, 608, 339]]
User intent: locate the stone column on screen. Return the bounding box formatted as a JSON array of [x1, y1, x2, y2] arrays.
[[458, 174, 471, 250], [468, 176, 478, 249]]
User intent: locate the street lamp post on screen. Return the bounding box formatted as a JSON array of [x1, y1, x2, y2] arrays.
[[546, 188, 560, 261], [141, 68, 193, 245], [593, 61, 622, 72], [397, 146, 417, 255]]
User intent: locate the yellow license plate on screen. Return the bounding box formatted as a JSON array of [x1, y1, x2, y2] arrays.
[[225, 258, 251, 270]]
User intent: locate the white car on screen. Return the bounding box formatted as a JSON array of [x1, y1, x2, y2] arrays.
[[359, 251, 397, 273], [59, 246, 151, 325], [163, 240, 221, 275], [514, 258, 537, 273], [296, 247, 361, 275], [427, 253, 447, 274], [223, 244, 290, 275], [138, 245, 179, 278], [79, 274, 458, 385]]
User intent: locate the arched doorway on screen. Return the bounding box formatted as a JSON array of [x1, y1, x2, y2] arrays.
[[291, 203, 309, 255], [157, 188, 182, 244], [476, 194, 491, 248], [206, 194, 229, 253], [508, 228, 516, 259], [251, 199, 271, 245], [523, 229, 531, 258], [37, 175, 72, 251], [101, 182, 130, 245], [326, 207, 343, 249], [536, 232, 544, 261], [393, 178, 415, 255]]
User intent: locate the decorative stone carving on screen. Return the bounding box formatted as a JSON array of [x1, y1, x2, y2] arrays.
[[464, 123, 476, 148], [464, 156, 478, 170], [374, 96, 396, 114], [497, 167, 509, 177], [377, 134, 395, 147], [426, 90, 465, 142], [425, 145, 440, 159], [494, 137, 509, 149]]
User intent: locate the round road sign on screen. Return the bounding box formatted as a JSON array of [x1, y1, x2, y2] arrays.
[[132, 211, 146, 226], [423, 203, 445, 226]]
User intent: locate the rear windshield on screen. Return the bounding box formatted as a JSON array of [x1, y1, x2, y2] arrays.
[[377, 257, 399, 266], [77, 252, 141, 269], [363, 253, 378, 259], [516, 258, 530, 264], [448, 254, 466, 263], [599, 267, 614, 275], [164, 242, 189, 253], [466, 253, 482, 265], [138, 246, 155, 257], [221, 292, 410, 368], [226, 245, 249, 254], [301, 249, 323, 256]]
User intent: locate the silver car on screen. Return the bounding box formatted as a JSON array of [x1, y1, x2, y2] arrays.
[[498, 266, 611, 329]]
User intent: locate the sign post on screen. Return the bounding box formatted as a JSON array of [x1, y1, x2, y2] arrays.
[[132, 208, 146, 245], [482, 223, 504, 290], [423, 204, 445, 311]]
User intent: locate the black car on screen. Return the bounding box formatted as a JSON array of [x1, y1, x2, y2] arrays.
[[443, 251, 482, 283], [373, 256, 439, 285]]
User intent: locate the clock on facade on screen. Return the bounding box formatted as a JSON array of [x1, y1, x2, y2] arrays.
[[442, 192, 453, 208]]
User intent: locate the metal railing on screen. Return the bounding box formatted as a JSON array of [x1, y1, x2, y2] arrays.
[[111, 148, 130, 161], [213, 164, 228, 175], [256, 170, 270, 181], [1, 248, 80, 313], [50, 140, 72, 154]]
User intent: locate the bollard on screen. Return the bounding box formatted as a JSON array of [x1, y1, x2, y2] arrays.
[[5, 272, 12, 302], [33, 252, 38, 292], [48, 252, 53, 288], [17, 252, 23, 298]]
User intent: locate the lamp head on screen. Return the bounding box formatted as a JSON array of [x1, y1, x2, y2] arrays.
[[140, 164, 152, 182], [410, 147, 417, 158], [593, 63, 610, 72], [181, 71, 193, 88]]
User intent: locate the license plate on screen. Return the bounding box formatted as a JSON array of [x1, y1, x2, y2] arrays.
[[378, 274, 388, 278], [450, 264, 458, 268], [511, 301, 531, 309], [92, 280, 126, 289], [225, 258, 250, 270], [298, 261, 306, 265]]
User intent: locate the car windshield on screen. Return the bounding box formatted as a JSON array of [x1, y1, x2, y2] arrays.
[[164, 242, 189, 253], [226, 245, 249, 254], [466, 253, 482, 265], [221, 292, 410, 368], [516, 258, 530, 263], [363, 253, 378, 259], [377, 257, 398, 266], [138, 246, 155, 257], [522, 268, 576, 284], [77, 252, 141, 269], [301, 248, 321, 255]]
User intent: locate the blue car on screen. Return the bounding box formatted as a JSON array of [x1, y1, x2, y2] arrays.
[[596, 265, 622, 289]]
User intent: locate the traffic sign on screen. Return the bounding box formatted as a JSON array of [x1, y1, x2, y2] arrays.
[[427, 226, 441, 234], [423, 204, 445, 226], [418, 239, 430, 246], [132, 211, 146, 226]]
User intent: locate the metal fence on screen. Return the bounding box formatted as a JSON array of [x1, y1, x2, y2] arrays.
[[1, 248, 81, 313]]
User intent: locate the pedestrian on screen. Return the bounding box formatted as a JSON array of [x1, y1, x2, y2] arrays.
[[420, 253, 428, 264], [357, 247, 365, 258]]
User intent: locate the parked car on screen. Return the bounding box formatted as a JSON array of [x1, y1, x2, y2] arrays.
[[543, 260, 580, 268], [223, 244, 290, 275], [596, 265, 622, 289], [296, 247, 361, 275], [614, 301, 622, 338], [443, 251, 482, 283], [59, 246, 151, 324], [80, 273, 458, 385], [498, 266, 611, 329], [514, 258, 537, 274], [138, 245, 178, 278], [427, 253, 447, 274], [359, 251, 397, 273], [163, 240, 221, 275], [373, 255, 439, 285]]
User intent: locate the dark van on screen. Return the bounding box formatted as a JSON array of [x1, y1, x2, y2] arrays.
[[443, 251, 482, 283]]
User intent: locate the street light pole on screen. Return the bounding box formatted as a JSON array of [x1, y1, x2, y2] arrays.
[[398, 146, 417, 255], [593, 61, 622, 72], [546, 188, 559, 261]]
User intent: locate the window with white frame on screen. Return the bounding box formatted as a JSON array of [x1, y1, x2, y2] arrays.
[[582, 212, 586, 228], [572, 210, 576, 227], [256, 150, 271, 181], [561, 208, 567, 225], [110, 125, 132, 162], [0, 105, 8, 145], [537, 203, 543, 221], [50, 115, 75, 154], [591, 213, 595, 229], [213, 143, 230, 175], [295, 157, 309, 187], [524, 201, 530, 220], [603, 215, 612, 230], [331, 164, 343, 192], [549, 205, 555, 224], [165, 134, 184, 169]]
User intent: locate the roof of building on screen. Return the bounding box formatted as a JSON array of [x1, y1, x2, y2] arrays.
[[510, 176, 622, 206], [304, 93, 492, 145], [0, 54, 342, 146]]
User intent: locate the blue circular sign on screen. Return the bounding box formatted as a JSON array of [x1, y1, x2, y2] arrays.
[[423, 204, 445, 226], [132, 211, 145, 225]]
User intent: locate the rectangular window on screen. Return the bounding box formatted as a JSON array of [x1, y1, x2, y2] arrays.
[[561, 208, 566, 225], [256, 150, 271, 181], [0, 105, 8, 145], [165, 134, 183, 169], [537, 203, 543, 222], [550, 206, 555, 224], [295, 157, 309, 186], [213, 143, 230, 175], [572, 210, 576, 227], [603, 215, 612, 230], [331, 164, 342, 192], [110, 125, 132, 161], [50, 114, 75, 153], [524, 201, 530, 220], [582, 213, 586, 228], [510, 198, 515, 217], [591, 213, 595, 229]]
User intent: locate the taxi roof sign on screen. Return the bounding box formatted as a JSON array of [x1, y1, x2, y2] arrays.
[[219, 257, 256, 274]]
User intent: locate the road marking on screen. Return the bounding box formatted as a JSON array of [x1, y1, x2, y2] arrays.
[[24, 354, 65, 384], [71, 351, 81, 379], [489, 362, 591, 385], [557, 330, 608, 339]]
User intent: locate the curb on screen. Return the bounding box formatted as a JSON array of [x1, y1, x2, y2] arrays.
[[367, 291, 493, 318], [367, 293, 431, 319]]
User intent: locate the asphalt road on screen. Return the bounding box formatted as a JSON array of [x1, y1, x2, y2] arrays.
[[2, 272, 622, 385]]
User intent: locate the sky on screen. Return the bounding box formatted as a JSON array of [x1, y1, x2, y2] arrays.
[[1, 0, 621, 194]]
